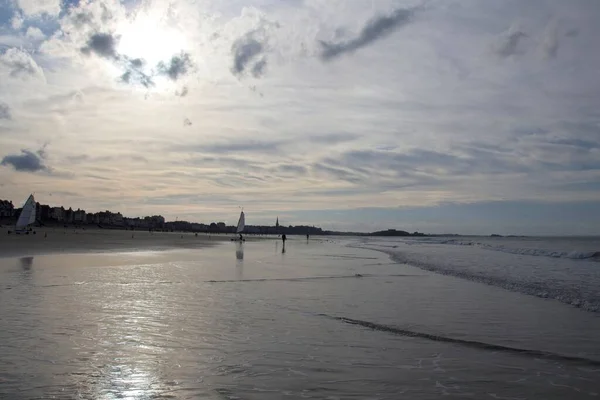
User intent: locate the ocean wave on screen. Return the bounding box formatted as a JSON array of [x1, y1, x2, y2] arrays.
[[356, 245, 600, 313], [320, 314, 600, 367], [416, 239, 600, 262]]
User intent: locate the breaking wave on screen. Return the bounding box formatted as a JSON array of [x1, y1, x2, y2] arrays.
[[419, 239, 600, 262], [355, 244, 600, 313]]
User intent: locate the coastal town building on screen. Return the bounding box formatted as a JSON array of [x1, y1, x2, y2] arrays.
[[1, 197, 325, 235], [50, 207, 64, 222], [0, 200, 14, 217]]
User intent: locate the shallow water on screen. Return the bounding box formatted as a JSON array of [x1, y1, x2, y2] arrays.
[[1, 238, 600, 399]]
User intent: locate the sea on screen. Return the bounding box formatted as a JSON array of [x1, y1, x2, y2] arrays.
[[1, 235, 599, 399]]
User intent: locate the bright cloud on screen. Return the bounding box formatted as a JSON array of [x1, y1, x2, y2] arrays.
[[0, 0, 599, 234], [16, 0, 61, 17]]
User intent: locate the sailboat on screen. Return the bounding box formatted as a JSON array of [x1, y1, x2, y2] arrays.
[[12, 194, 37, 234], [232, 210, 245, 241]]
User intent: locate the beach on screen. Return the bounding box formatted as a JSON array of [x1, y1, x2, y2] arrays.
[[1, 235, 600, 399], [0, 227, 233, 258]]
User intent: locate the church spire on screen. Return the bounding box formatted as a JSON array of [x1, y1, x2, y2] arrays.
[[276, 217, 279, 227]]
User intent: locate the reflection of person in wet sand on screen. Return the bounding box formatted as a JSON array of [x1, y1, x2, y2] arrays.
[[20, 256, 33, 271]]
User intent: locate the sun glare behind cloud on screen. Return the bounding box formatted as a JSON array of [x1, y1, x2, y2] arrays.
[[116, 14, 189, 69]]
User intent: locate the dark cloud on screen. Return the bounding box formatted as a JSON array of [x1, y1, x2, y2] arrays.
[[275, 164, 307, 175], [319, 7, 417, 61], [547, 138, 600, 150], [71, 11, 95, 28], [128, 58, 144, 68], [120, 70, 153, 88], [312, 163, 364, 184], [183, 118, 192, 126], [1, 148, 48, 172], [66, 0, 112, 24], [309, 133, 360, 144], [231, 32, 267, 77], [493, 26, 527, 58], [0, 102, 10, 120], [176, 86, 189, 97], [120, 57, 154, 88], [187, 156, 260, 170], [81, 32, 119, 59], [251, 57, 267, 78], [339, 149, 528, 176], [310, 147, 534, 188], [200, 140, 284, 154], [565, 28, 579, 38], [157, 52, 193, 80]]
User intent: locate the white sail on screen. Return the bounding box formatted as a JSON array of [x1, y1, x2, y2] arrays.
[[236, 211, 245, 233], [16, 194, 36, 231]]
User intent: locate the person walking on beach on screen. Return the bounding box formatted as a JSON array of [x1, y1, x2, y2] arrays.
[[282, 234, 286, 244]]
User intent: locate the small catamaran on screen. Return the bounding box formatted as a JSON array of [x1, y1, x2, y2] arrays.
[[10, 194, 37, 234]]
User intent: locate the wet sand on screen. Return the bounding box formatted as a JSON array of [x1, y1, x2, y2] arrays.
[[1, 240, 600, 399], [0, 227, 233, 257]]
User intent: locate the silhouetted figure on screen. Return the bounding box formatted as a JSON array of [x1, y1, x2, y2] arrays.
[[306, 234, 309, 240], [282, 234, 286, 243], [239, 233, 243, 241]]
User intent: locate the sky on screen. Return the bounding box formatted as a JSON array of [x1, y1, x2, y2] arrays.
[[1, 0, 599, 235]]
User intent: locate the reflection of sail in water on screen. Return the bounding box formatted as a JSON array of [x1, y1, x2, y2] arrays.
[[20, 256, 34, 271], [235, 242, 244, 260], [235, 242, 244, 280]]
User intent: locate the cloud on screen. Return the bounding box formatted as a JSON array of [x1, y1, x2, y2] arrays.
[[81, 33, 119, 59], [26, 27, 46, 41], [319, 6, 418, 61], [231, 31, 267, 77], [175, 86, 189, 97], [275, 164, 307, 175], [493, 24, 528, 58], [540, 21, 559, 59], [565, 28, 579, 38], [0, 48, 45, 80], [11, 13, 24, 30], [1, 148, 49, 173], [251, 57, 267, 78], [157, 52, 193, 80], [183, 118, 192, 126], [0, 103, 10, 120], [197, 140, 285, 154], [80, 32, 155, 87], [16, 0, 61, 17], [120, 57, 154, 88], [308, 133, 360, 144]]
